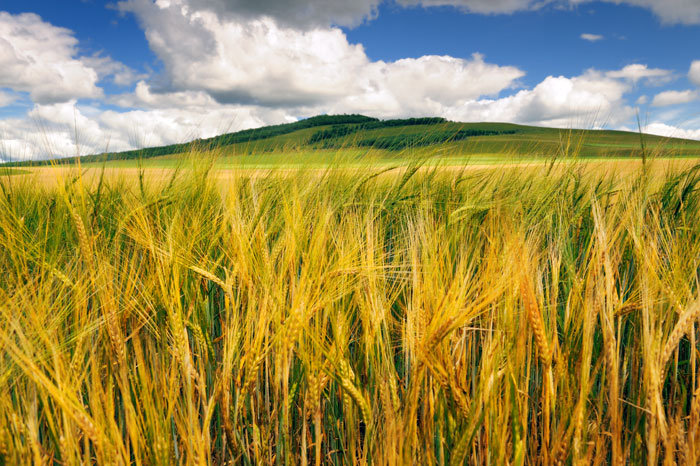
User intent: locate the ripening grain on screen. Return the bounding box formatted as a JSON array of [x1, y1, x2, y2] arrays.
[[1, 158, 700, 464]]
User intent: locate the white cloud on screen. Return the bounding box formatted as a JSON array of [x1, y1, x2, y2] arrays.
[[399, 0, 700, 24], [438, 70, 633, 127], [396, 0, 540, 14], [581, 33, 604, 42], [119, 0, 368, 106], [596, 0, 700, 25], [120, 0, 700, 27], [119, 0, 380, 28], [0, 11, 142, 105], [651, 89, 699, 107], [0, 99, 294, 161], [325, 54, 524, 118], [0, 102, 101, 161], [0, 90, 16, 107], [690, 61, 700, 86], [125, 65, 630, 137], [643, 122, 700, 140], [636, 95, 648, 105], [0, 12, 104, 104], [117, 0, 524, 111], [82, 55, 147, 87], [96, 105, 290, 149], [606, 64, 672, 84], [109, 81, 218, 109]]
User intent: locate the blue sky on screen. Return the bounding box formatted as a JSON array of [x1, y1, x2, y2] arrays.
[[1, 0, 699, 160], [349, 3, 695, 82]]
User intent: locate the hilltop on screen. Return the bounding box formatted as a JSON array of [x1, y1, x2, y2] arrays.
[[5, 114, 700, 166]]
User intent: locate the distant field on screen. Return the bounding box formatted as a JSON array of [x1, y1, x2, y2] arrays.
[[5, 114, 700, 169], [0, 168, 30, 176], [63, 149, 700, 171], [15, 155, 700, 192], [78, 128, 700, 167]]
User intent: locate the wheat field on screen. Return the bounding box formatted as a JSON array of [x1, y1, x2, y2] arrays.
[[1, 156, 700, 464]]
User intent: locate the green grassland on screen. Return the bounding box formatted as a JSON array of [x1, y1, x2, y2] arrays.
[[5, 114, 700, 169], [0, 168, 30, 176], [90, 121, 700, 166]]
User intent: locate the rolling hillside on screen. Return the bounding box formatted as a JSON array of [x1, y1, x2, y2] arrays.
[[5, 114, 700, 166]]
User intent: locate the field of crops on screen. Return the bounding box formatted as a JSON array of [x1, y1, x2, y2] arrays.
[[2, 156, 700, 464]]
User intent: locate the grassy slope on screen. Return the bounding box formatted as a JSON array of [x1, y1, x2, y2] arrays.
[[6, 116, 700, 168], [0, 168, 30, 176], [180, 122, 700, 160], [173, 123, 700, 168]]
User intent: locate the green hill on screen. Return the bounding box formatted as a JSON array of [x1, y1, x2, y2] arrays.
[[5, 114, 700, 166]]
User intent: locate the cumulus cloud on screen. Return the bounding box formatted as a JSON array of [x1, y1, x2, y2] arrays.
[[111, 0, 681, 132], [0, 12, 141, 105], [389, 1, 700, 25], [690, 61, 700, 86], [643, 122, 700, 140], [325, 64, 640, 128], [117, 0, 524, 111], [651, 89, 699, 107], [0, 12, 103, 104], [109, 81, 218, 109], [119, 0, 700, 28], [0, 99, 295, 161], [82, 55, 148, 87], [581, 33, 604, 42], [120, 3, 371, 106], [96, 105, 291, 149], [119, 0, 380, 28], [0, 102, 101, 161], [322, 54, 525, 118], [417, 0, 700, 25], [606, 64, 672, 84], [396, 0, 541, 14], [0, 90, 16, 107], [123, 0, 544, 26], [596, 0, 700, 25], [437, 70, 633, 128]]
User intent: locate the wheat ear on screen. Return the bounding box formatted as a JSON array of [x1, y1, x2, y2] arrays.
[[660, 301, 700, 379]]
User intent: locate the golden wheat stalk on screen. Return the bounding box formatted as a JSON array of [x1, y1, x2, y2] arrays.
[[338, 359, 372, 427], [660, 301, 700, 378], [189, 265, 227, 290], [520, 269, 552, 363], [69, 206, 93, 267]]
